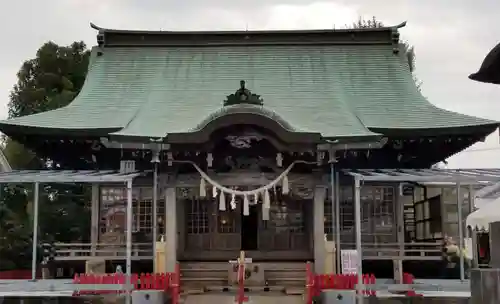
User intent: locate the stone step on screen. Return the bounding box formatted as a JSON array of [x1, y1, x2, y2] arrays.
[[183, 293, 304, 304], [266, 279, 305, 287], [179, 262, 308, 288], [203, 285, 286, 292], [181, 262, 308, 270], [266, 270, 307, 275], [180, 262, 228, 270], [182, 277, 228, 282], [181, 269, 228, 277]]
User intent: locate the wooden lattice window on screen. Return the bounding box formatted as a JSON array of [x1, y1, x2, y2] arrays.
[[186, 198, 209, 234], [99, 186, 164, 238], [324, 185, 396, 246]]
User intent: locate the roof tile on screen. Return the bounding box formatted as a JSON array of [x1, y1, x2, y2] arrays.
[[1, 43, 496, 138]]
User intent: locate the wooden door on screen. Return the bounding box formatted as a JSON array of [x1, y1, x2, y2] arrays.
[[258, 199, 310, 252], [211, 199, 241, 251], [185, 198, 211, 251]]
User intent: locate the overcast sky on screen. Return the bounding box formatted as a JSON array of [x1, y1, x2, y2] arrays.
[[0, 0, 499, 168]]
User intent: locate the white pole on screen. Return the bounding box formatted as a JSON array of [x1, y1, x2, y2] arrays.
[[335, 171, 341, 273], [329, 163, 335, 264], [31, 182, 40, 281], [456, 183, 465, 281], [152, 161, 158, 271], [354, 177, 363, 303], [468, 185, 477, 268], [126, 180, 133, 304]]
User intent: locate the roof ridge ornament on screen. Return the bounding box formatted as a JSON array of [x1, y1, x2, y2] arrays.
[[390, 21, 406, 55], [223, 80, 263, 106]]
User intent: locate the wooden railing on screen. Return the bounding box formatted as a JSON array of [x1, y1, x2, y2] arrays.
[[52, 241, 441, 261], [340, 242, 442, 260], [54, 243, 153, 261]]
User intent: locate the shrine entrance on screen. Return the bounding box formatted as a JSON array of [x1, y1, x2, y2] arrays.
[[181, 195, 313, 261], [177, 122, 316, 261]]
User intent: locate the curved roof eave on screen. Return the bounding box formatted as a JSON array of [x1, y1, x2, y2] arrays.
[[192, 104, 296, 133], [110, 104, 382, 144]]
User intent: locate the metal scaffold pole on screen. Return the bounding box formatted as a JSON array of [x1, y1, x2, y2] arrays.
[[152, 160, 158, 271], [31, 182, 40, 281], [126, 179, 133, 304], [354, 177, 363, 304]]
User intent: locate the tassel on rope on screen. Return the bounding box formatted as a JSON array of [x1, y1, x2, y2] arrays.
[[200, 178, 206, 198], [262, 202, 270, 220], [263, 189, 271, 209], [254, 192, 259, 204], [282, 174, 289, 195], [212, 185, 218, 198], [219, 192, 226, 211], [230, 194, 237, 210], [243, 195, 250, 216]]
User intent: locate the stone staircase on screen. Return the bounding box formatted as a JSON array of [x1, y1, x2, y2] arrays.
[[264, 262, 307, 287], [180, 262, 229, 290], [180, 262, 309, 292], [183, 293, 304, 304]]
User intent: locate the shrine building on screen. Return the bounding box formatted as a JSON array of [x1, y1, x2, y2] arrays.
[[0, 22, 499, 287]]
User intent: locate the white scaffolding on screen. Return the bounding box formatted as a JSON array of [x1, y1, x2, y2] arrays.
[[340, 168, 500, 302], [0, 170, 144, 303]]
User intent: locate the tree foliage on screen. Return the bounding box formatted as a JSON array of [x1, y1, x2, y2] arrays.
[[8, 41, 90, 118], [349, 16, 422, 90], [0, 41, 91, 271]]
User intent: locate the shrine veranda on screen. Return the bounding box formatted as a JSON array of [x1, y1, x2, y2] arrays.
[[1, 22, 499, 283]]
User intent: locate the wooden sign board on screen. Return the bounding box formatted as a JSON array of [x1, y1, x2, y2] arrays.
[[340, 249, 359, 274], [400, 183, 414, 196]]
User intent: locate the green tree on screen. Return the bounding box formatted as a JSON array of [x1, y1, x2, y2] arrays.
[[0, 41, 91, 271], [349, 16, 422, 90], [8, 41, 90, 118]]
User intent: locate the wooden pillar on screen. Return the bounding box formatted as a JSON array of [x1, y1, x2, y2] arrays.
[[90, 184, 99, 256], [165, 187, 177, 272], [314, 186, 327, 273]]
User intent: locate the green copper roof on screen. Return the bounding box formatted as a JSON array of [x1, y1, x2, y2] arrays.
[[0, 32, 497, 140]]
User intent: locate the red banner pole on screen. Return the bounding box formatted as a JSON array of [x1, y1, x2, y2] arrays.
[[235, 251, 248, 304], [171, 263, 180, 304], [305, 262, 314, 304]]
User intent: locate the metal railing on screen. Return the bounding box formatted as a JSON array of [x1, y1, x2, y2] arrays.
[[52, 241, 441, 261]]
